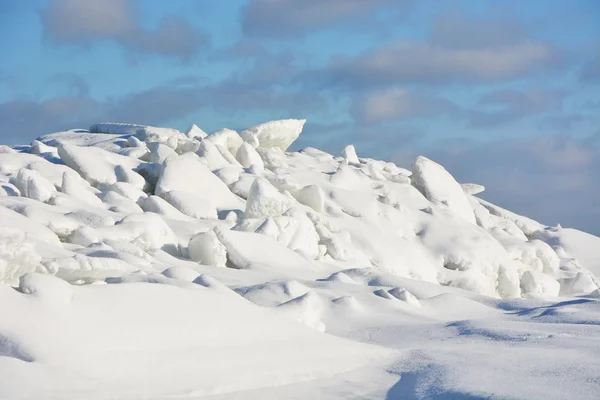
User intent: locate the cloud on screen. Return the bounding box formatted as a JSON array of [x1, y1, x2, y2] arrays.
[[0, 72, 329, 144], [580, 47, 600, 81], [322, 9, 561, 87], [242, 0, 409, 38], [353, 88, 456, 123], [292, 119, 428, 161], [0, 97, 99, 144], [466, 88, 565, 127], [40, 0, 209, 60], [327, 40, 557, 86], [50, 73, 90, 97], [538, 114, 592, 132], [430, 11, 528, 50]]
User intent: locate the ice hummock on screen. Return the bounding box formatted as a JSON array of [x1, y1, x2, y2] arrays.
[[1, 118, 599, 399]]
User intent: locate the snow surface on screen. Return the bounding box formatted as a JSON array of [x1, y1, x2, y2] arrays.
[[1, 119, 600, 399]]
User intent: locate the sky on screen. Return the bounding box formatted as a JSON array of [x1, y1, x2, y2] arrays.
[[0, 0, 599, 234]]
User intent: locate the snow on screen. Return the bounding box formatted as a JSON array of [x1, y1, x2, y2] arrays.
[[1, 118, 600, 399]]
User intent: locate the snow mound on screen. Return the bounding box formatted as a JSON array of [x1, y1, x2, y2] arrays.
[[2, 118, 600, 399]]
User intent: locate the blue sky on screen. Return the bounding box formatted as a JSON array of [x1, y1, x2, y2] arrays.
[[1, 0, 599, 234]]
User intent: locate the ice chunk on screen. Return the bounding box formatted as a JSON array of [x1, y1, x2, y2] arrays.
[[58, 144, 141, 187], [188, 229, 227, 267], [214, 165, 244, 186], [341, 145, 360, 164], [186, 124, 208, 139], [461, 183, 485, 195], [30, 139, 55, 155], [412, 156, 476, 224], [0, 229, 41, 285], [145, 142, 177, 164], [244, 178, 296, 219], [45, 254, 137, 283], [11, 168, 56, 202], [103, 182, 146, 203], [60, 171, 103, 206], [98, 212, 178, 255], [236, 142, 264, 170], [559, 272, 598, 296], [162, 190, 218, 220], [135, 126, 186, 150], [240, 119, 306, 151], [0, 183, 20, 197], [255, 217, 280, 239], [520, 270, 560, 297], [155, 153, 244, 212], [292, 185, 325, 212], [89, 122, 146, 135], [196, 139, 232, 170], [205, 128, 244, 155], [214, 227, 315, 273], [137, 195, 194, 221], [0, 145, 16, 153]]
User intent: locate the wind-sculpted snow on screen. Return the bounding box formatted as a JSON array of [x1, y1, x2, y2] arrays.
[[1, 119, 599, 399]]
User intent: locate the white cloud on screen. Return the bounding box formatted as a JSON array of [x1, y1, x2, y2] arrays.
[[242, 0, 409, 37], [40, 0, 208, 60], [40, 0, 134, 41], [332, 40, 557, 85], [355, 88, 455, 123]]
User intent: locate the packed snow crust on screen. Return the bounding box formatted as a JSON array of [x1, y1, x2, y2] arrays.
[[1, 120, 600, 399]]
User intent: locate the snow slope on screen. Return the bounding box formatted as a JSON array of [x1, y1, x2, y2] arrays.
[[1, 121, 599, 399]]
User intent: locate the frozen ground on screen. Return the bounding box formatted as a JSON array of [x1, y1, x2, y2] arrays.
[[0, 120, 599, 399]]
